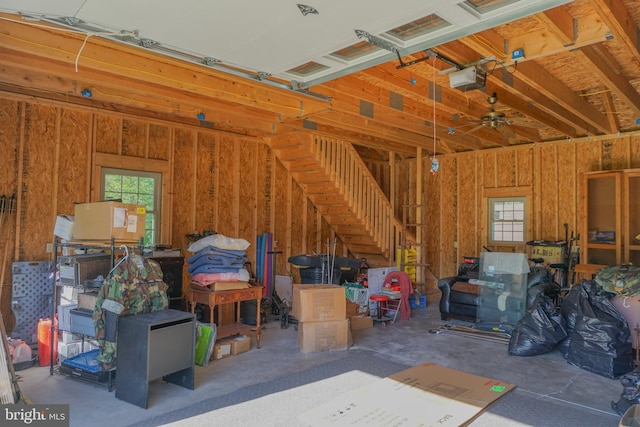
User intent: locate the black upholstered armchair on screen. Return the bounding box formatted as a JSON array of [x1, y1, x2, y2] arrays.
[[438, 263, 558, 322]]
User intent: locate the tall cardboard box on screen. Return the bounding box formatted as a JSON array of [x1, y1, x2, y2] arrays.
[[73, 201, 146, 241], [292, 284, 346, 322], [298, 319, 349, 353]]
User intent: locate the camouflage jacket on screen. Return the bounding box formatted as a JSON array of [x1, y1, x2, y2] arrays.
[[92, 254, 168, 369]]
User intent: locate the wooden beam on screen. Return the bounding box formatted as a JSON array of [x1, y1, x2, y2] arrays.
[[581, 43, 640, 117], [538, 6, 576, 45], [0, 50, 284, 136], [513, 60, 614, 134], [590, 0, 640, 63], [600, 87, 621, 132], [0, 14, 330, 119]]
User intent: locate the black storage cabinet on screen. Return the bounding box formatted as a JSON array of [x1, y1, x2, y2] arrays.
[[115, 309, 195, 408], [150, 256, 185, 309]]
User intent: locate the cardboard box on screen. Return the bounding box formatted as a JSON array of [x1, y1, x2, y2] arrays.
[[298, 319, 349, 353], [292, 284, 346, 322], [54, 215, 74, 240], [299, 362, 515, 426], [349, 315, 373, 331], [346, 300, 369, 317], [212, 341, 232, 360], [77, 291, 99, 311], [73, 201, 146, 241], [230, 335, 251, 355]]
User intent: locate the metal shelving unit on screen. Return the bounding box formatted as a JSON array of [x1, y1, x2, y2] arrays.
[[50, 237, 144, 385]]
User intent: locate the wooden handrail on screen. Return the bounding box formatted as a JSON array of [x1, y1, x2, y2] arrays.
[[310, 135, 408, 261]]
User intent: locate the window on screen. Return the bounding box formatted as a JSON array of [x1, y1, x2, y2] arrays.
[[101, 168, 161, 246], [488, 197, 525, 243]]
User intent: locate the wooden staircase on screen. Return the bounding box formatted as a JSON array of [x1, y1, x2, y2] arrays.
[[269, 133, 405, 265]]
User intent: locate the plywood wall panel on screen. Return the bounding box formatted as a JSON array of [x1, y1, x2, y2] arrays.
[[273, 158, 289, 274], [172, 128, 196, 250], [290, 180, 305, 274], [121, 118, 147, 158], [216, 137, 236, 236], [424, 157, 442, 276], [20, 103, 56, 260], [148, 124, 171, 161], [497, 149, 517, 187], [194, 133, 217, 234], [0, 99, 19, 199], [438, 155, 457, 278], [538, 145, 559, 239], [556, 143, 577, 238], [0, 99, 20, 325], [238, 140, 257, 264], [631, 138, 640, 169], [254, 144, 269, 236], [94, 115, 120, 154], [57, 108, 90, 209], [457, 154, 478, 261], [517, 147, 533, 187], [482, 151, 497, 188], [306, 200, 318, 254]]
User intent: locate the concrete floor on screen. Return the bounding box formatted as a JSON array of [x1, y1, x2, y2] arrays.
[[14, 300, 625, 427]]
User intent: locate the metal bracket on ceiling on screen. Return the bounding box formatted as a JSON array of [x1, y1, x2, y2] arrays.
[[355, 29, 399, 54], [355, 29, 426, 70], [204, 57, 221, 66], [62, 17, 81, 26], [139, 38, 159, 48], [256, 71, 271, 81]]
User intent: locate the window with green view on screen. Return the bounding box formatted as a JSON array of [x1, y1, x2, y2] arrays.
[[101, 168, 161, 246]]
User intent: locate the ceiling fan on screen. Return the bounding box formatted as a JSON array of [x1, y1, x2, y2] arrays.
[[462, 92, 544, 138]]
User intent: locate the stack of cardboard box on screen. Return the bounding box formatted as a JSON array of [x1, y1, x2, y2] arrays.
[[212, 335, 252, 360], [292, 284, 350, 353]]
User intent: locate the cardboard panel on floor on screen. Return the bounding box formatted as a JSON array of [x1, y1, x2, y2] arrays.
[[299, 362, 515, 426]]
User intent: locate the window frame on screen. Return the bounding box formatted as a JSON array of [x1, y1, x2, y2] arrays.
[[487, 196, 526, 244], [92, 152, 172, 247]]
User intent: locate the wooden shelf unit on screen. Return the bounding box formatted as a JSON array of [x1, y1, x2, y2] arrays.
[[581, 169, 640, 266]]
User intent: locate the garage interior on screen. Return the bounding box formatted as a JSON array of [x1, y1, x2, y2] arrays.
[[1, 0, 640, 426]]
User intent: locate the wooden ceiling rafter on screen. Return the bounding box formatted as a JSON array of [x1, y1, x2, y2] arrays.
[[599, 86, 622, 131], [590, 0, 640, 64], [0, 14, 330, 120], [0, 51, 283, 136], [580, 43, 640, 119], [454, 23, 614, 137], [320, 73, 509, 148]]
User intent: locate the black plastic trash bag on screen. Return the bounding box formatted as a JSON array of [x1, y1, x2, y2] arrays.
[[567, 281, 633, 379], [557, 283, 584, 358], [509, 295, 567, 356], [611, 367, 640, 416]]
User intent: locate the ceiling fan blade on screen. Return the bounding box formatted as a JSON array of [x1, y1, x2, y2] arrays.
[[496, 125, 516, 138], [508, 119, 546, 129], [462, 124, 485, 135]]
